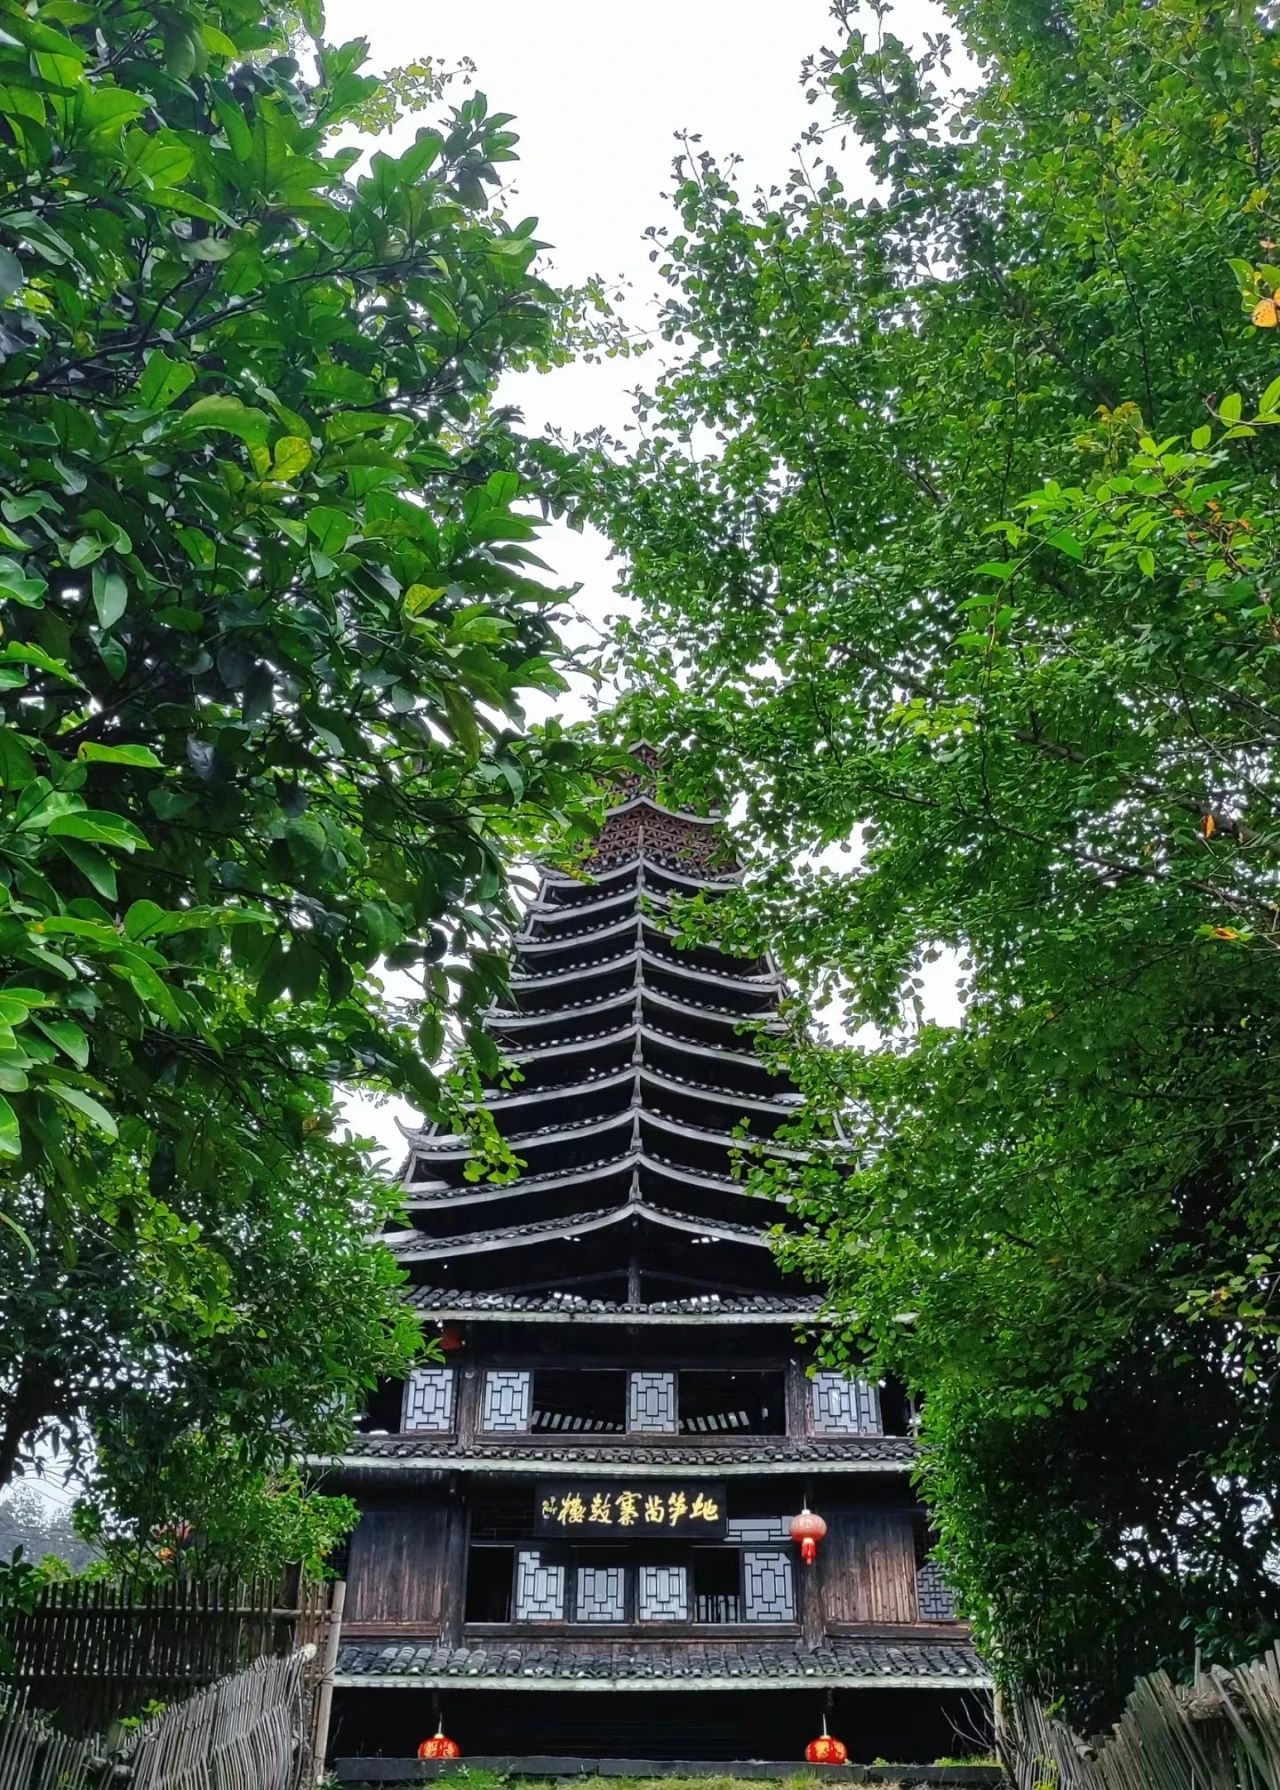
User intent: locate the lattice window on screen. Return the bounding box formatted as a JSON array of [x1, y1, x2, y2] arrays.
[[628, 1371, 677, 1434], [576, 1564, 627, 1623], [638, 1563, 689, 1622], [917, 1558, 958, 1621], [401, 1366, 455, 1434], [725, 1516, 790, 1542], [743, 1550, 795, 1622], [482, 1370, 532, 1433], [810, 1371, 882, 1435], [515, 1550, 565, 1621]]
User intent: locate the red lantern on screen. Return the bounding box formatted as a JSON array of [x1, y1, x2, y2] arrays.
[[418, 1723, 461, 1759], [805, 1720, 849, 1765], [790, 1506, 828, 1566], [439, 1323, 464, 1353]]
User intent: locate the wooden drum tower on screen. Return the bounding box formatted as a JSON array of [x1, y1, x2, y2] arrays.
[[321, 748, 991, 1775]]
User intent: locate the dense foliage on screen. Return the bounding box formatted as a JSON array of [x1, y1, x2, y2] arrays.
[[590, 0, 1280, 1721], [0, 0, 596, 1563]]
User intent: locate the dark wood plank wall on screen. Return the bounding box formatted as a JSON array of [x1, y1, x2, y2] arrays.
[[821, 1508, 918, 1624], [345, 1505, 450, 1629]]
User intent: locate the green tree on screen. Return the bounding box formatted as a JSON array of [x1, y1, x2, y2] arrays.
[[0, 0, 596, 1560], [589, 0, 1280, 1722]]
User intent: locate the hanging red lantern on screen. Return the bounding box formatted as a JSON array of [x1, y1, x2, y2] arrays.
[[790, 1506, 828, 1566], [438, 1323, 464, 1354], [805, 1719, 849, 1765], [418, 1723, 461, 1759]]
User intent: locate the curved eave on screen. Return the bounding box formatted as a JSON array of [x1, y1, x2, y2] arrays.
[[642, 1107, 810, 1163], [490, 1023, 788, 1083], [406, 1105, 808, 1177], [641, 1066, 803, 1118], [540, 854, 742, 893], [513, 911, 639, 959], [382, 1198, 770, 1261], [600, 793, 721, 828], [508, 947, 778, 997], [451, 1064, 637, 1119], [485, 985, 780, 1041], [485, 989, 635, 1034], [643, 983, 784, 1034], [403, 1108, 634, 1176], [448, 1064, 799, 1124]]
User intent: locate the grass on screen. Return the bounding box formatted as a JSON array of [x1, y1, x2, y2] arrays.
[[426, 1777, 902, 1790]]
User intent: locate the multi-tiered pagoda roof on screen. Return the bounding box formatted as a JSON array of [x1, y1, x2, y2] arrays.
[[385, 745, 816, 1312]]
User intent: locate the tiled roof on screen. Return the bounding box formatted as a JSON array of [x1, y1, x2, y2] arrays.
[[405, 1288, 823, 1318], [384, 1197, 775, 1260], [331, 1434, 915, 1469], [335, 1636, 989, 1688]]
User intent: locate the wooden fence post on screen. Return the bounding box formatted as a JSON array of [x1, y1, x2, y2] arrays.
[[308, 1579, 345, 1786]]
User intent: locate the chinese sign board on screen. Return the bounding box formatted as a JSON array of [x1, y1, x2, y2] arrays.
[[533, 1480, 728, 1539]]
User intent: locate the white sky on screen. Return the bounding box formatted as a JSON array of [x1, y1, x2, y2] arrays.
[[329, 0, 963, 1164]]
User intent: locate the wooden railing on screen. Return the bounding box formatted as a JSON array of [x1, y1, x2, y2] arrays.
[[1000, 1646, 1280, 1789]]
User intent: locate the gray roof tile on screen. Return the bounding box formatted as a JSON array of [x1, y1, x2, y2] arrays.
[[336, 1435, 915, 1467], [335, 1637, 988, 1686]]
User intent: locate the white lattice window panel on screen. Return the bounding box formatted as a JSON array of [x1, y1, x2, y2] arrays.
[[628, 1371, 677, 1434], [515, 1550, 565, 1621], [401, 1366, 455, 1434], [725, 1516, 790, 1542], [576, 1564, 627, 1623], [482, 1370, 532, 1433], [638, 1563, 689, 1622], [917, 1558, 958, 1621], [810, 1371, 882, 1435], [743, 1550, 795, 1622]]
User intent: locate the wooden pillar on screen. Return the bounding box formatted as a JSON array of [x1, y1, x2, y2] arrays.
[[785, 1356, 813, 1438], [439, 1476, 470, 1647]]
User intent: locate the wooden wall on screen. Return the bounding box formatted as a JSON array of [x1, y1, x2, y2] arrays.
[[344, 1504, 450, 1630], [821, 1507, 918, 1624]]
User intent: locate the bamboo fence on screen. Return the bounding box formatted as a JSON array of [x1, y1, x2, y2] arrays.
[[0, 1648, 314, 1790], [0, 1572, 335, 1736], [1000, 1644, 1280, 1789]]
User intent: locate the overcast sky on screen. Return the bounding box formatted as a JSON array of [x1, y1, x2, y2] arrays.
[[325, 0, 966, 1164]]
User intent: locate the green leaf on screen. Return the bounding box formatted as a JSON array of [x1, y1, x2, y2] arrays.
[[1259, 375, 1280, 416], [442, 681, 483, 757], [1046, 528, 1084, 560], [91, 565, 127, 630], [1220, 391, 1242, 422], [1190, 424, 1212, 450], [974, 560, 1015, 580], [48, 1081, 117, 1138], [0, 559, 47, 606], [76, 743, 162, 770], [67, 536, 108, 570], [136, 351, 196, 412], [0, 247, 23, 301], [123, 899, 166, 939], [268, 435, 313, 481], [177, 395, 272, 446], [48, 811, 150, 852], [0, 1091, 20, 1157], [52, 836, 118, 900], [306, 507, 350, 554], [32, 1015, 89, 1068]]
